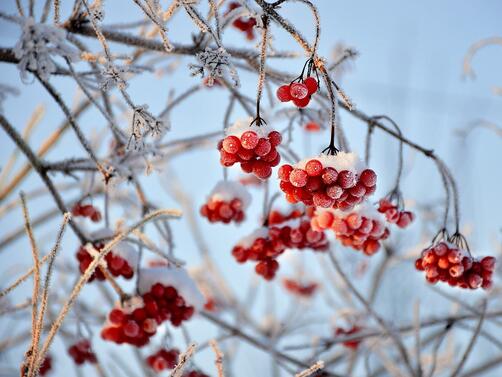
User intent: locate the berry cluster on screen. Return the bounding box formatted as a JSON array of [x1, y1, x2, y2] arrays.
[[278, 153, 377, 211], [276, 77, 318, 108], [200, 181, 251, 224], [415, 242, 496, 289], [335, 326, 362, 349], [68, 339, 97, 365], [378, 198, 414, 228], [311, 205, 389, 256], [76, 243, 135, 282], [219, 119, 282, 179], [232, 218, 328, 280], [39, 355, 52, 376], [232, 228, 285, 280], [146, 348, 179, 372], [71, 203, 101, 222], [102, 267, 203, 347], [226, 2, 257, 40], [282, 278, 318, 297]]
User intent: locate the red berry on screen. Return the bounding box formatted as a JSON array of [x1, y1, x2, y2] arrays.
[[222, 136, 241, 154], [293, 96, 310, 108], [240, 131, 259, 149], [278, 164, 293, 181], [305, 159, 323, 176], [268, 131, 282, 146], [338, 170, 356, 189], [253, 161, 272, 179], [276, 85, 292, 102], [321, 167, 338, 184], [289, 169, 308, 187], [254, 138, 271, 156], [359, 169, 377, 187], [481, 256, 496, 271], [289, 83, 309, 99], [304, 76, 318, 94]]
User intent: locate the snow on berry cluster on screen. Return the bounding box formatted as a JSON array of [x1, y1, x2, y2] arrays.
[[276, 77, 319, 108], [146, 348, 179, 372], [311, 203, 389, 256], [68, 339, 97, 365], [76, 229, 137, 282], [335, 326, 362, 349], [232, 215, 328, 280], [101, 267, 204, 347], [377, 198, 414, 228], [278, 153, 377, 211], [218, 118, 282, 179], [415, 242, 496, 289], [282, 278, 318, 298], [71, 203, 102, 222], [225, 2, 257, 40], [200, 180, 251, 224]]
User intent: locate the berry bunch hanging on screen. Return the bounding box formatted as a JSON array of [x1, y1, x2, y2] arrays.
[[311, 203, 389, 256], [68, 339, 97, 365], [101, 267, 204, 347], [146, 348, 180, 372], [200, 180, 251, 224], [378, 198, 415, 228], [276, 58, 319, 108], [76, 229, 137, 282], [218, 118, 282, 179], [415, 240, 496, 289], [71, 202, 102, 222], [278, 153, 377, 211]]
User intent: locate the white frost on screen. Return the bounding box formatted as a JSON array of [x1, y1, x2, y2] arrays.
[[138, 267, 205, 310]]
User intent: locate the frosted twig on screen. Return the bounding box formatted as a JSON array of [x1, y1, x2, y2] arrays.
[[295, 360, 324, 377], [171, 343, 197, 377], [210, 339, 225, 377]]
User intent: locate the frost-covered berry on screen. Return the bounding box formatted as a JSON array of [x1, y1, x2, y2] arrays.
[[304, 76, 319, 94], [290, 83, 309, 99], [276, 85, 292, 102], [200, 181, 251, 224]]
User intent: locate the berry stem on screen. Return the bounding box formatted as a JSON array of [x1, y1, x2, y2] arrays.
[[253, 14, 270, 127]]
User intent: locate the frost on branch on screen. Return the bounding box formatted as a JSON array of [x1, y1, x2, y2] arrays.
[[128, 105, 166, 151], [189, 47, 240, 87], [14, 17, 78, 82]]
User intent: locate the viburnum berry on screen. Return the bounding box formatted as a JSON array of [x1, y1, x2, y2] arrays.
[[335, 326, 362, 349], [200, 181, 251, 224], [311, 203, 389, 256], [278, 153, 377, 211], [101, 267, 204, 347], [304, 76, 318, 94], [283, 278, 318, 297], [415, 241, 495, 290], [218, 118, 282, 179], [225, 2, 257, 40], [146, 348, 180, 372], [72, 203, 102, 222], [290, 82, 309, 99], [276, 85, 292, 102], [292, 95, 310, 108], [38, 355, 53, 376], [68, 339, 97, 365], [377, 198, 415, 229]]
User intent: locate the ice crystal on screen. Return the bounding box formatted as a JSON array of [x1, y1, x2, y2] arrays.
[[189, 47, 240, 87]]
